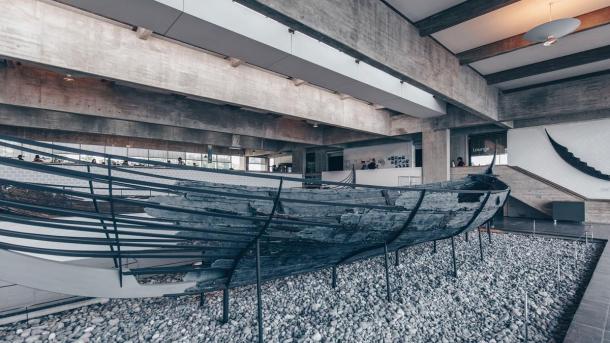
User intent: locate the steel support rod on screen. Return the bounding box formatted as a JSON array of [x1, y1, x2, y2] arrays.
[[199, 291, 205, 307], [478, 227, 484, 261], [394, 249, 400, 267], [451, 236, 457, 277], [331, 266, 337, 289], [487, 221, 492, 243], [384, 242, 391, 302], [464, 232, 469, 242], [255, 238, 264, 343], [106, 159, 122, 287], [222, 288, 229, 323], [433, 240, 437, 254], [524, 291, 529, 342], [87, 165, 118, 268]]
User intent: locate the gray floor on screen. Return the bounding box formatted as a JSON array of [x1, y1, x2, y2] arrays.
[[496, 217, 610, 343]]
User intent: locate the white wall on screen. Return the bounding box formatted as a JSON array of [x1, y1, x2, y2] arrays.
[[323, 168, 422, 187], [344, 142, 413, 170], [508, 118, 610, 199]]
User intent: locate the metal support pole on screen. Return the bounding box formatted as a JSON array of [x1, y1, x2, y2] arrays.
[[199, 291, 205, 307], [487, 222, 492, 243], [433, 240, 437, 254], [464, 232, 469, 242], [331, 266, 337, 289], [86, 165, 118, 268], [106, 159, 122, 287], [383, 242, 391, 302], [478, 227, 484, 261], [451, 236, 457, 277], [222, 288, 229, 323], [394, 249, 400, 267], [255, 238, 264, 343], [524, 291, 529, 342]]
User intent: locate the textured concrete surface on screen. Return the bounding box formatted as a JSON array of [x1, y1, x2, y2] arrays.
[[0, 104, 288, 152], [239, 0, 500, 121], [0, 64, 324, 145], [0, 0, 392, 135], [500, 73, 610, 121], [422, 129, 450, 183]]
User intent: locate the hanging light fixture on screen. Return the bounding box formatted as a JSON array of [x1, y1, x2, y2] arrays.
[[524, 2, 580, 46], [63, 73, 75, 82]]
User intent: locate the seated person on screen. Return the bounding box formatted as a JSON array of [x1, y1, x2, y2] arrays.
[[33, 155, 43, 162], [17, 154, 23, 161], [367, 158, 377, 170], [456, 157, 465, 167]]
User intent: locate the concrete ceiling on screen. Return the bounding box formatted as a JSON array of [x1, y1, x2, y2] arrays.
[[386, 0, 610, 91]]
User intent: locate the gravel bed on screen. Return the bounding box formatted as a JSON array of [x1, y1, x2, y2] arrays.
[[0, 232, 602, 343]]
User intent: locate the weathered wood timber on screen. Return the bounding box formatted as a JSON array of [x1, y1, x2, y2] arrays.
[[145, 172, 509, 292], [0, 135, 509, 300]]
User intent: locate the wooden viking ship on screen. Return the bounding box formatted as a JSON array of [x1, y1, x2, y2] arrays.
[[0, 135, 509, 303]]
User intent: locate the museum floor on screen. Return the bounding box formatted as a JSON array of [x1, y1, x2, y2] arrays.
[[1, 218, 608, 342], [495, 218, 610, 343]]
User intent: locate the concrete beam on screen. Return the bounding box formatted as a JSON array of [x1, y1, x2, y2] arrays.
[[322, 127, 382, 146], [0, 0, 392, 135], [236, 0, 499, 121], [500, 72, 610, 121], [56, 0, 446, 119], [0, 63, 324, 145], [0, 104, 287, 151], [431, 105, 513, 130], [513, 109, 610, 128], [0, 125, 246, 156]]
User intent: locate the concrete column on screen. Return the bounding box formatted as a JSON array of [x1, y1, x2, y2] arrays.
[[422, 129, 450, 183], [291, 148, 305, 175], [450, 131, 469, 166]]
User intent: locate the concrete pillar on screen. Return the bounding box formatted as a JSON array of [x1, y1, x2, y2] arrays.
[[450, 131, 469, 166], [422, 129, 450, 183], [291, 148, 305, 175]]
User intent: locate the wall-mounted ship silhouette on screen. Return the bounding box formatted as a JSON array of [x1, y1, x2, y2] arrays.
[[0, 135, 509, 301], [546, 129, 610, 181]]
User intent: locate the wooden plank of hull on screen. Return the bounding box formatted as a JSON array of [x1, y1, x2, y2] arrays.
[[146, 175, 509, 290]]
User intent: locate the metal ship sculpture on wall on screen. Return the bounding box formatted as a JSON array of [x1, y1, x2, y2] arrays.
[[0, 135, 509, 328]]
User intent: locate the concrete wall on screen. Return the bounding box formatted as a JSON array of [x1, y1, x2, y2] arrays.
[[422, 129, 450, 183], [322, 168, 422, 187], [508, 118, 610, 200]]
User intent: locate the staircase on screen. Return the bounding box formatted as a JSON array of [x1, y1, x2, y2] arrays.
[[451, 165, 584, 217], [546, 130, 610, 181]]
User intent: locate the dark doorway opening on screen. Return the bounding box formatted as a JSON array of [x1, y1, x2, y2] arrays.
[[327, 152, 344, 171]]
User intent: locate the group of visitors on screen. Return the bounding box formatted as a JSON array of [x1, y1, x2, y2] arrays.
[[451, 157, 466, 167], [360, 158, 378, 170]]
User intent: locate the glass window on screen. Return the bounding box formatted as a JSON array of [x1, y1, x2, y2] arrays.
[[248, 157, 267, 172]]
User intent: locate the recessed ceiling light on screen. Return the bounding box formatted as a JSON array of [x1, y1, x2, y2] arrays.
[[524, 3, 580, 47], [63, 74, 74, 82], [312, 122, 319, 128]]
